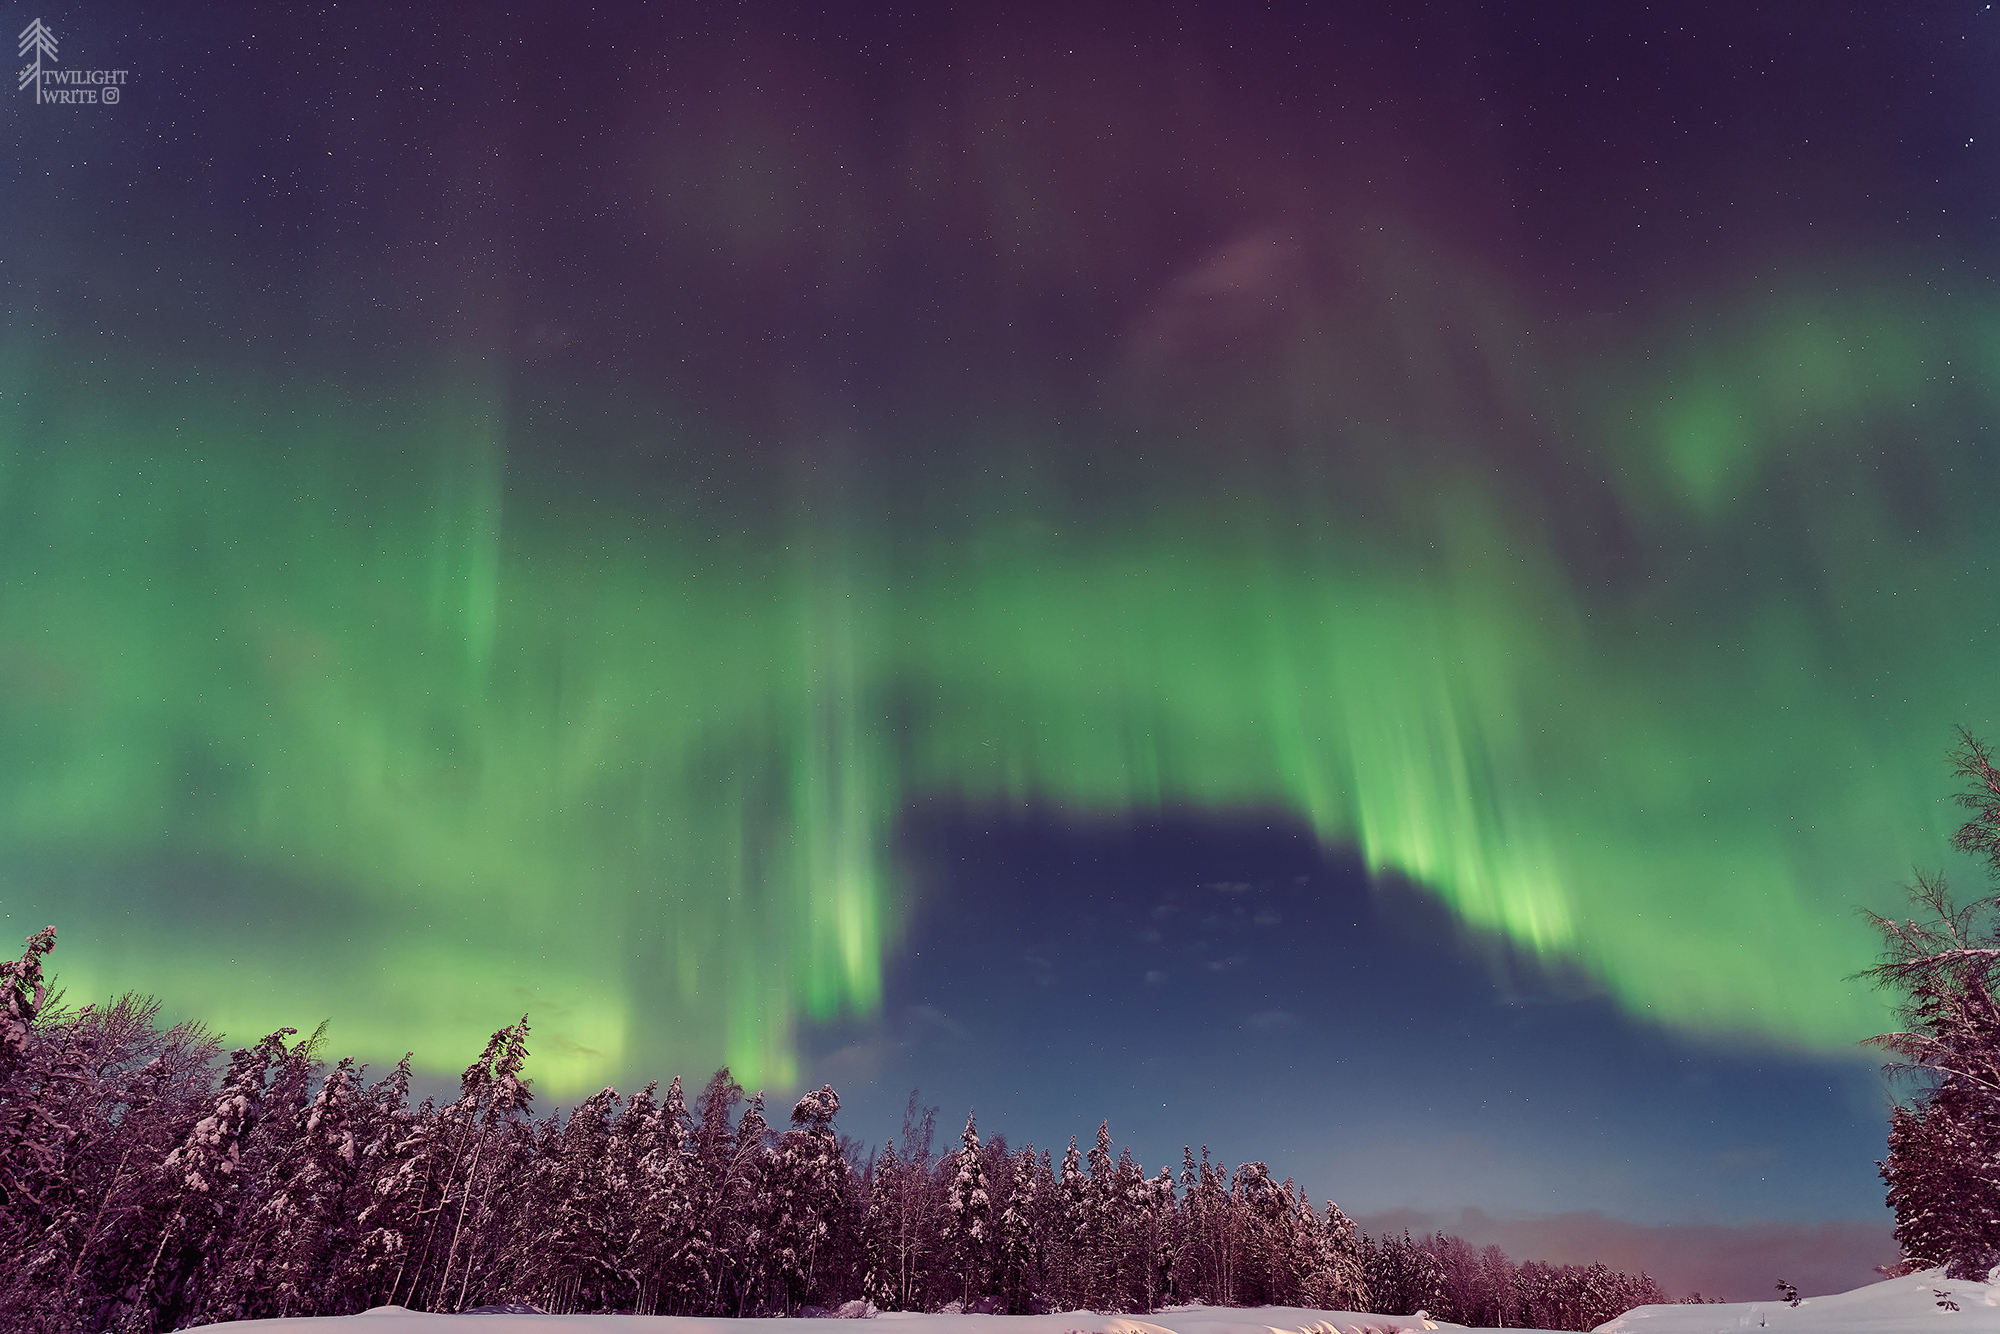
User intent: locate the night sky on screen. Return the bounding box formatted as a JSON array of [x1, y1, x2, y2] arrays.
[[7, 0, 2000, 1298]]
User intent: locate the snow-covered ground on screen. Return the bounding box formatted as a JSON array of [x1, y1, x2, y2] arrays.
[[195, 1273, 2000, 1334], [194, 1306, 1476, 1334]]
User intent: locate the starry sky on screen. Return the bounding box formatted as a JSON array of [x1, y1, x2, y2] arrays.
[[6, 0, 2000, 1297]]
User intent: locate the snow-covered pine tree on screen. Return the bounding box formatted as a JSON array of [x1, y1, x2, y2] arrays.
[[253, 1056, 369, 1316], [215, 1025, 335, 1312], [433, 1018, 532, 1312], [130, 1026, 298, 1331], [0, 925, 56, 1073], [347, 1055, 429, 1307], [0, 926, 65, 1241], [1172, 1145, 1229, 1306], [1, 990, 225, 1334], [373, 1019, 531, 1313], [939, 1111, 993, 1306], [188, 1023, 334, 1324]]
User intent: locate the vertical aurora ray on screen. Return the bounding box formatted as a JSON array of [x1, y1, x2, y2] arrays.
[[3, 250, 1997, 1089]]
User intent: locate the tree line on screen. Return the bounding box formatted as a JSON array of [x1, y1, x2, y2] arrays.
[[0, 931, 1704, 1332]]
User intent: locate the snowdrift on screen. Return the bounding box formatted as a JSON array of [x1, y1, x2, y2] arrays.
[[1598, 1269, 2000, 1332]]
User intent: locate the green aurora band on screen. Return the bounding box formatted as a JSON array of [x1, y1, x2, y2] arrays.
[[3, 259, 1997, 1092]]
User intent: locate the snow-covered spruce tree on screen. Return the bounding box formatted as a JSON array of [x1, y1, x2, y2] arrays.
[[939, 1111, 994, 1306], [1172, 1146, 1205, 1304], [603, 1079, 690, 1315], [678, 1067, 745, 1311], [1475, 1242, 1519, 1329], [1865, 731, 2000, 1278], [720, 1090, 774, 1312], [619, 1071, 708, 1314], [976, 1130, 1016, 1302], [1102, 1146, 1151, 1310], [1319, 1200, 1369, 1313], [1229, 1161, 1290, 1306], [1363, 1229, 1445, 1319], [1283, 1186, 1333, 1308], [1054, 1134, 1089, 1306], [1173, 1144, 1232, 1306], [1082, 1121, 1121, 1307], [525, 1085, 625, 1312], [765, 1084, 852, 1311], [994, 1145, 1042, 1312], [1135, 1164, 1180, 1310]]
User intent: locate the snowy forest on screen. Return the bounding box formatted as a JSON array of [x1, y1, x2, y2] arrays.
[[0, 927, 1702, 1333]]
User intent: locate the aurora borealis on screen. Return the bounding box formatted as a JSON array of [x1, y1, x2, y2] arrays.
[[5, 0, 1999, 1241]]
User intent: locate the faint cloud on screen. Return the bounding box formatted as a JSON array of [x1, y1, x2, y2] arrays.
[[539, 1031, 603, 1060], [1204, 955, 1245, 972], [903, 1004, 969, 1042], [816, 1037, 893, 1083], [1023, 954, 1055, 987], [1253, 909, 1282, 926], [510, 986, 575, 1020], [1246, 1008, 1299, 1031], [1139, 928, 1163, 944], [1119, 229, 1308, 397], [1212, 880, 1253, 894], [806, 1005, 974, 1090], [1144, 970, 1169, 986]]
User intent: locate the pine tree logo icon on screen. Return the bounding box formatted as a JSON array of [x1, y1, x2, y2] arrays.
[[18, 18, 57, 104]]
